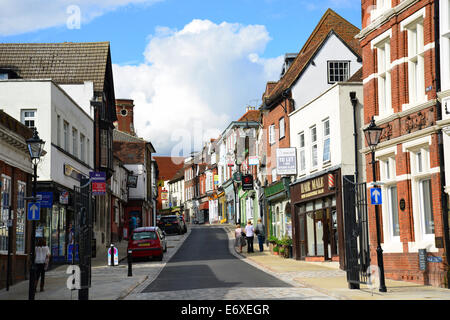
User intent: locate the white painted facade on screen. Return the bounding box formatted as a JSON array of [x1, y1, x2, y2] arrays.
[[125, 164, 147, 201], [291, 32, 362, 109], [289, 83, 365, 181], [0, 80, 94, 189]]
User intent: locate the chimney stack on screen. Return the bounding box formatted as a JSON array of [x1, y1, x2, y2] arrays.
[[115, 99, 136, 135], [246, 105, 256, 113]]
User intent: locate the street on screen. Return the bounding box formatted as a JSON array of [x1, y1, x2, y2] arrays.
[[125, 226, 334, 300]]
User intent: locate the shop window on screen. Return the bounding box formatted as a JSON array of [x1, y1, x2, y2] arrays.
[[0, 175, 11, 252], [16, 181, 26, 253]]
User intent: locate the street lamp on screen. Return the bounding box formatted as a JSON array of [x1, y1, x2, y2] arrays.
[[26, 128, 45, 300], [363, 116, 387, 293]]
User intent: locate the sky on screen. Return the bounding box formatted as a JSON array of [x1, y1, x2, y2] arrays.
[[0, 0, 362, 156]]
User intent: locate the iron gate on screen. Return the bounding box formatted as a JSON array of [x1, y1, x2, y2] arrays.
[[343, 175, 370, 289], [73, 177, 93, 299]]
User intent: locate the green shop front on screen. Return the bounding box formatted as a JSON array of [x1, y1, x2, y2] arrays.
[[238, 187, 258, 225], [264, 177, 292, 239]]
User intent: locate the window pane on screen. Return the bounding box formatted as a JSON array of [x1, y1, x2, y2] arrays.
[[312, 144, 318, 167], [323, 138, 330, 162], [389, 186, 400, 237], [421, 179, 434, 234]]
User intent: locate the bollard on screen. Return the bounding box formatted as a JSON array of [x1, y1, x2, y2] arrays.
[[110, 244, 115, 267], [128, 250, 133, 277]]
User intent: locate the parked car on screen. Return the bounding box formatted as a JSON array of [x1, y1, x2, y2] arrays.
[[128, 227, 167, 261], [158, 215, 185, 234]]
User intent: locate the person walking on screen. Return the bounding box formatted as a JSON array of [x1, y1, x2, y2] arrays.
[[34, 237, 51, 292], [255, 218, 266, 252], [234, 223, 246, 253], [244, 220, 255, 253]]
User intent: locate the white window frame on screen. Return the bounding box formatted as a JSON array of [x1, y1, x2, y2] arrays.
[[403, 137, 438, 253], [80, 133, 85, 163], [21, 109, 37, 129], [440, 0, 450, 90], [401, 8, 427, 109], [298, 131, 306, 174], [72, 127, 78, 157], [63, 121, 69, 152], [322, 119, 331, 163], [279, 118, 285, 140], [310, 125, 318, 169], [272, 168, 277, 182], [327, 61, 350, 83], [372, 30, 393, 118], [269, 124, 276, 145], [371, 0, 392, 21], [57, 114, 61, 147]]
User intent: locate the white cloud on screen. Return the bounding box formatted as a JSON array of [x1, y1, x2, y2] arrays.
[[113, 19, 284, 155], [0, 0, 162, 36]]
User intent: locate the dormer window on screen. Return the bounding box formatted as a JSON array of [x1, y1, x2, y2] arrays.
[[327, 61, 350, 83]]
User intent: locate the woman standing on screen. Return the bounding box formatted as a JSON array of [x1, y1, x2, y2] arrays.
[[244, 220, 255, 253], [255, 218, 266, 252], [234, 223, 246, 253], [35, 237, 51, 292]]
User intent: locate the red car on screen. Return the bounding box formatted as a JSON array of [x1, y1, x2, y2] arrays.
[[128, 227, 167, 261]]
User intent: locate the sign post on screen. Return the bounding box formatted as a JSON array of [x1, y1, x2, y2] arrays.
[[90, 172, 106, 195], [27, 202, 41, 221]]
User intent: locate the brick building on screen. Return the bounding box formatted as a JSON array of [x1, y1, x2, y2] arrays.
[[0, 110, 33, 289], [357, 0, 448, 287]]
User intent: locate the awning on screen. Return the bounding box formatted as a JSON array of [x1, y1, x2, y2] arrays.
[[199, 201, 209, 210]]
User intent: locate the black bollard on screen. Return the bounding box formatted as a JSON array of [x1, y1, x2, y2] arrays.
[[110, 244, 115, 267], [128, 250, 133, 277]]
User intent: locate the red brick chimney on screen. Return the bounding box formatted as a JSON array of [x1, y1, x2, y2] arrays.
[[115, 99, 135, 135]]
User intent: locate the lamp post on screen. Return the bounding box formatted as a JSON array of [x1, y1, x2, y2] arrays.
[[26, 128, 45, 300], [363, 117, 387, 293]]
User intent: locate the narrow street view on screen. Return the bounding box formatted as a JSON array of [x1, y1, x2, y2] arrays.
[[1, 1, 450, 315]]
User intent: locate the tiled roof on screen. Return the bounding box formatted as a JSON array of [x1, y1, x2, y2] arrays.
[[346, 67, 363, 82], [0, 42, 111, 92], [238, 110, 260, 122], [263, 9, 361, 106], [169, 167, 185, 183], [153, 156, 185, 181]]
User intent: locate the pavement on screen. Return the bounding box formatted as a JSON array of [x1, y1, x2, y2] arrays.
[[1, 223, 450, 300]]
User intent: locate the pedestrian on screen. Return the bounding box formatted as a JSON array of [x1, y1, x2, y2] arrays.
[[35, 237, 50, 292], [234, 223, 246, 253], [244, 220, 255, 253], [255, 218, 266, 252]]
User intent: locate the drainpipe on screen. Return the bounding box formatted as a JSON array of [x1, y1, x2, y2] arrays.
[[434, 0, 450, 287], [350, 91, 359, 184]]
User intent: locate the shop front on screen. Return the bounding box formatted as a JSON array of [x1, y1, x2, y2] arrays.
[[290, 169, 345, 266], [264, 178, 291, 239], [223, 180, 235, 224], [217, 191, 226, 223], [35, 183, 76, 265]]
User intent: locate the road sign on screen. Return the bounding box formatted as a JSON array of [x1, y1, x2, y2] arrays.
[[370, 188, 382, 205], [37, 192, 53, 208], [27, 202, 41, 221]]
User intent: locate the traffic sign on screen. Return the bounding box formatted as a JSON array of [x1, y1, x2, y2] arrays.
[[27, 202, 41, 221], [370, 188, 382, 205]]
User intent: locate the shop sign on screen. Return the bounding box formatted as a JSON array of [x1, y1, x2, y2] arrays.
[[214, 175, 219, 185], [90, 172, 106, 195], [276, 148, 297, 175], [161, 190, 169, 201], [37, 192, 53, 208], [242, 175, 253, 191], [248, 156, 259, 166], [300, 177, 325, 200], [60, 190, 69, 205], [64, 164, 84, 182], [127, 174, 138, 188]]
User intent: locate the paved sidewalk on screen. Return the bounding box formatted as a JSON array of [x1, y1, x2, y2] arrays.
[[222, 225, 450, 300], [0, 231, 190, 300]]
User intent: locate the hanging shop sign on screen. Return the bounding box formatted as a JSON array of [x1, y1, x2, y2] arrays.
[[37, 192, 53, 208], [60, 190, 69, 205], [127, 174, 138, 188], [161, 190, 169, 201], [242, 175, 254, 191], [248, 156, 259, 166], [90, 172, 106, 195]]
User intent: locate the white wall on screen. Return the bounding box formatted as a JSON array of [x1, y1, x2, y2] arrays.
[[60, 82, 95, 118], [0, 80, 93, 189], [289, 83, 363, 180], [291, 33, 362, 109], [125, 164, 147, 200]]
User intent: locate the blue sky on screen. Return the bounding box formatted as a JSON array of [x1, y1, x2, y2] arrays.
[[0, 0, 362, 155]]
